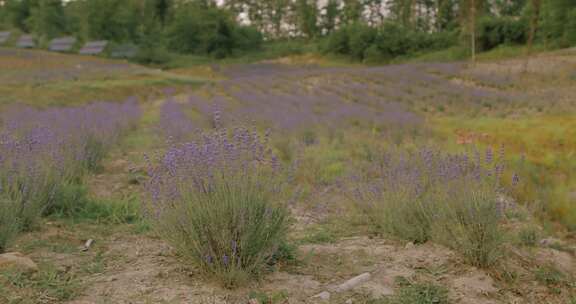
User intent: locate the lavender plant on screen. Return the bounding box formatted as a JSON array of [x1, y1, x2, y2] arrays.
[[0, 99, 140, 242], [351, 147, 513, 267], [159, 99, 196, 143], [145, 126, 292, 287]]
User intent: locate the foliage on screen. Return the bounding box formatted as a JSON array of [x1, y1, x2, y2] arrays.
[[166, 4, 261, 58], [477, 16, 527, 51], [1, 0, 575, 61], [541, 0, 576, 47], [26, 0, 67, 40], [323, 22, 457, 62], [145, 124, 293, 287]]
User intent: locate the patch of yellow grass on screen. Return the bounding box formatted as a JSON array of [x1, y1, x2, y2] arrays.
[[434, 115, 576, 229]]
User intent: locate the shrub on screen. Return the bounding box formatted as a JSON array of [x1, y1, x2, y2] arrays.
[[134, 44, 172, 66], [477, 16, 527, 51], [233, 26, 263, 52], [347, 23, 377, 60], [323, 22, 457, 62], [322, 22, 377, 60], [351, 147, 511, 267], [166, 4, 261, 58], [145, 126, 293, 287]]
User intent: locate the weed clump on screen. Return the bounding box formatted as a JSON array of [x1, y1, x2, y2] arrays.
[[145, 126, 293, 287]]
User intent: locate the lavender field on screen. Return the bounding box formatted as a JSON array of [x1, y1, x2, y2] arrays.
[[1, 49, 576, 304]]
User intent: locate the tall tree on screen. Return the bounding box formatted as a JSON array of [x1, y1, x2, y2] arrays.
[[470, 0, 476, 63], [154, 0, 173, 28], [342, 0, 363, 24], [523, 0, 541, 72], [322, 0, 340, 34], [295, 0, 318, 38], [27, 0, 66, 39]]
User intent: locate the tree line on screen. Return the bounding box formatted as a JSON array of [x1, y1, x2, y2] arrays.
[[0, 0, 575, 62]]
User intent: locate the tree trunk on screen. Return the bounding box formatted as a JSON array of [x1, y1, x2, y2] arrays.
[[524, 0, 542, 73], [470, 0, 476, 65]]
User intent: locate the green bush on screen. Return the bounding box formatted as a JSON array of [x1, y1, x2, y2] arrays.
[[166, 4, 261, 58], [477, 16, 527, 51], [234, 26, 263, 52], [373, 22, 415, 59], [134, 44, 172, 66], [323, 22, 457, 62], [348, 23, 377, 60]]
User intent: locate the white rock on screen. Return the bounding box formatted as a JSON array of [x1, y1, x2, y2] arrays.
[[405, 242, 415, 249], [0, 252, 38, 273], [335, 273, 372, 292], [345, 299, 353, 304], [312, 291, 331, 301]]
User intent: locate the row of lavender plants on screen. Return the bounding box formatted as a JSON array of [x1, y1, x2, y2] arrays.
[[0, 99, 141, 252], [147, 99, 519, 287], [351, 147, 517, 267]]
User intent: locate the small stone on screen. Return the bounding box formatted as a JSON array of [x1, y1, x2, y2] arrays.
[[540, 238, 562, 247], [335, 273, 372, 292], [405, 242, 415, 249], [312, 291, 331, 301], [0, 252, 39, 273]]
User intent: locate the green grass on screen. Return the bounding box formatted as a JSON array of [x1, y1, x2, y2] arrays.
[[476, 44, 551, 61], [534, 264, 569, 291], [434, 115, 576, 230], [516, 226, 540, 247], [403, 46, 469, 63], [0, 263, 81, 304], [298, 226, 338, 245], [374, 280, 450, 304]]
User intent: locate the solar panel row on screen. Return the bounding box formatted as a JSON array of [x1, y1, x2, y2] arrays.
[[48, 37, 77, 52], [79, 40, 108, 55], [16, 35, 35, 48], [0, 32, 11, 44], [2, 34, 136, 58]]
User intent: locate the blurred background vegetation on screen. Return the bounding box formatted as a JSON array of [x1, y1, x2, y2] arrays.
[[0, 0, 575, 66]]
